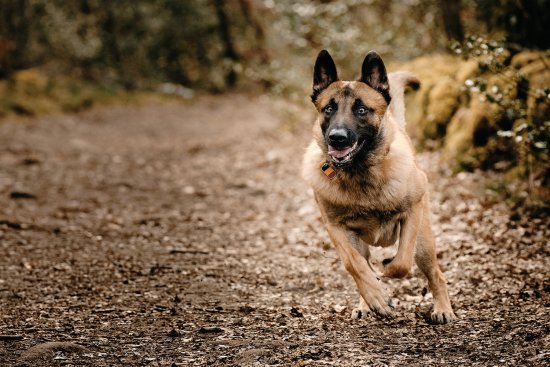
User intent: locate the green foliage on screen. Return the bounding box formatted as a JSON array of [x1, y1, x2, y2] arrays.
[[472, 0, 550, 49], [452, 37, 549, 172], [1, 0, 549, 97], [2, 0, 447, 104], [0, 0, 248, 90]]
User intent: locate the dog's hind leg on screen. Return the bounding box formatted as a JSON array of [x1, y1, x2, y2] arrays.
[[415, 197, 456, 324], [326, 224, 393, 319]]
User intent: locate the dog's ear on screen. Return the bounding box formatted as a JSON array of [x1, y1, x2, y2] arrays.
[[360, 51, 391, 103], [312, 50, 338, 102]]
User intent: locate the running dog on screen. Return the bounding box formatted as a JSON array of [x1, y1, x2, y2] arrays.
[[302, 50, 456, 323]]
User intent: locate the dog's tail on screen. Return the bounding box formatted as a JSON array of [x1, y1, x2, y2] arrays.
[[388, 71, 420, 128]]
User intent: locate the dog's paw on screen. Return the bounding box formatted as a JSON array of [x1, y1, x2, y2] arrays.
[[430, 309, 457, 324], [351, 306, 392, 320], [351, 295, 393, 320], [351, 307, 370, 320], [383, 258, 411, 279]]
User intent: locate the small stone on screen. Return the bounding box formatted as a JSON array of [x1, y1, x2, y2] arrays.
[[183, 186, 196, 195], [290, 307, 303, 318]]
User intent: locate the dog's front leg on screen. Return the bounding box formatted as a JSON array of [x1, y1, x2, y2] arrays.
[[383, 200, 423, 278], [326, 223, 393, 318]]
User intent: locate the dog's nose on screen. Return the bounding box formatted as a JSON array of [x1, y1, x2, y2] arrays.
[[328, 128, 350, 147]]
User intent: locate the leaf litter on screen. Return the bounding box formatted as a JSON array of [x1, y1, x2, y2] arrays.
[[0, 95, 548, 366]]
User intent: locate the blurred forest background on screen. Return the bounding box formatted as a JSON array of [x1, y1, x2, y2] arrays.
[[0, 0, 548, 214]]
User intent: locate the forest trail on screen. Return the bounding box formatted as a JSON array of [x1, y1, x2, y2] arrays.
[[0, 95, 548, 366]]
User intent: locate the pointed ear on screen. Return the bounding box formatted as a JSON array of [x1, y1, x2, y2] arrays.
[[312, 50, 338, 102], [360, 51, 391, 103]]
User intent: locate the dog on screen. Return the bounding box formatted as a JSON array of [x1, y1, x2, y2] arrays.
[[302, 50, 456, 324]]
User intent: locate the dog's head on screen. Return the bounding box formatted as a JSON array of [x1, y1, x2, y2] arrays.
[[311, 50, 390, 167]]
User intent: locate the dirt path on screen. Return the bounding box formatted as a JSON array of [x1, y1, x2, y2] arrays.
[[0, 95, 548, 366]]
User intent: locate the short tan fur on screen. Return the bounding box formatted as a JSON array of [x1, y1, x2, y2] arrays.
[[302, 50, 455, 323]]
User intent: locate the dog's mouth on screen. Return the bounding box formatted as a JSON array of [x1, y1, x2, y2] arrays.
[[327, 141, 363, 165]]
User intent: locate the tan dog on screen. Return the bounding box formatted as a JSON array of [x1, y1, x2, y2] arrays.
[[302, 50, 456, 324]]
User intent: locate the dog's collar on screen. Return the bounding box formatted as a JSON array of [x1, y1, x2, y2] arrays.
[[321, 161, 337, 180]]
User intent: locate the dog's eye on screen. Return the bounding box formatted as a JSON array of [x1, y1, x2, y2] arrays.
[[324, 105, 334, 115], [357, 107, 368, 116]]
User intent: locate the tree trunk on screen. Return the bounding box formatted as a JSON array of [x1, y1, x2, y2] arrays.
[[214, 0, 239, 87], [0, 0, 30, 74], [439, 0, 464, 42], [237, 0, 269, 64]]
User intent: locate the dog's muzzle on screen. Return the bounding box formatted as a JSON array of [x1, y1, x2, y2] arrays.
[[326, 128, 360, 165]]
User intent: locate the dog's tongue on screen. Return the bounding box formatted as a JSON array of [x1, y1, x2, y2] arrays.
[[328, 145, 353, 158]]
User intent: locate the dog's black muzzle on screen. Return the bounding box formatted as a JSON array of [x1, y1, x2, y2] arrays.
[[326, 127, 361, 165], [327, 127, 356, 148]]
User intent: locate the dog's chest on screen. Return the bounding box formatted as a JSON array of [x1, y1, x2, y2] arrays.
[[327, 204, 404, 246]]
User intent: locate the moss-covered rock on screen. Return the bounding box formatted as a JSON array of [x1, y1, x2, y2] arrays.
[[402, 51, 547, 162], [393, 54, 467, 143], [11, 69, 49, 95], [423, 76, 461, 139], [400, 50, 549, 210], [443, 107, 477, 169], [0, 68, 128, 118], [518, 54, 550, 124]]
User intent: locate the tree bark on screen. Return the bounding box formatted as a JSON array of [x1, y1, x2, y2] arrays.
[[237, 0, 269, 63], [214, 0, 239, 87], [439, 0, 464, 42]]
